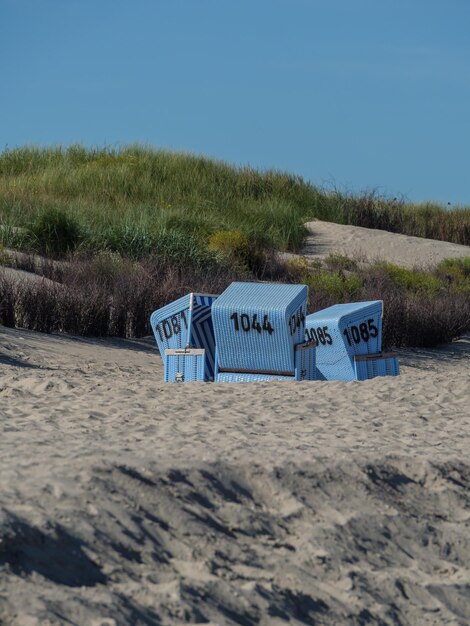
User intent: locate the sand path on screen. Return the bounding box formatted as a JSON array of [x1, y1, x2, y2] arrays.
[[301, 220, 469, 268]]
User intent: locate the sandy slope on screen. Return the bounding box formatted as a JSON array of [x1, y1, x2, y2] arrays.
[[301, 221, 470, 268], [1, 326, 469, 626]]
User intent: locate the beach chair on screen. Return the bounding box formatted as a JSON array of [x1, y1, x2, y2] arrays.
[[212, 282, 316, 382], [150, 293, 218, 381], [305, 300, 399, 381]]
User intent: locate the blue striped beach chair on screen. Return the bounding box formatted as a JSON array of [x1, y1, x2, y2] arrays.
[[305, 300, 399, 381], [150, 293, 218, 381], [212, 282, 316, 382]]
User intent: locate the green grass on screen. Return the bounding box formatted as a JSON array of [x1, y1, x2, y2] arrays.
[[304, 270, 363, 301], [434, 257, 470, 294], [0, 146, 469, 267], [372, 262, 443, 296], [0, 146, 314, 262]]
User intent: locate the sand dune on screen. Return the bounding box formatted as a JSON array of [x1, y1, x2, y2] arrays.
[[301, 220, 470, 268], [1, 325, 469, 625]]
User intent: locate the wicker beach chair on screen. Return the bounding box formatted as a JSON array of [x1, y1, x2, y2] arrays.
[[305, 300, 399, 381], [150, 293, 218, 382], [212, 282, 316, 382]]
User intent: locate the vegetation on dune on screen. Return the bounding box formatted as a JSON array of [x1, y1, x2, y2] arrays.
[[0, 145, 469, 347], [1, 250, 469, 348], [287, 255, 470, 348], [0, 146, 469, 264], [0, 145, 313, 265]]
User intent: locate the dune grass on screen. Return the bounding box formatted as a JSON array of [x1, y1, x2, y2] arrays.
[[0, 146, 314, 265], [0, 146, 469, 268]]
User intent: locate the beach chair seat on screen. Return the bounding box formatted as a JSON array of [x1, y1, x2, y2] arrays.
[[216, 341, 316, 381], [164, 348, 206, 382], [150, 293, 218, 381], [212, 282, 316, 382], [305, 300, 393, 381]]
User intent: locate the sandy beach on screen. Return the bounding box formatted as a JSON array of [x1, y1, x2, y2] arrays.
[[1, 222, 469, 625]]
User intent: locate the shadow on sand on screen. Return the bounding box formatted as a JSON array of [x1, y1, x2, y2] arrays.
[[398, 333, 469, 368]]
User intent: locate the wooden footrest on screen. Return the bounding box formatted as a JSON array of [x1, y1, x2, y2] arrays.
[[354, 352, 399, 380], [164, 349, 206, 382]]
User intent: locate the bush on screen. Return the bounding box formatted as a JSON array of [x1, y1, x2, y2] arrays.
[[208, 230, 250, 265], [285, 256, 314, 278], [207, 229, 267, 273], [436, 257, 470, 282], [433, 257, 470, 296], [374, 262, 442, 295], [88, 222, 216, 269], [323, 253, 359, 272], [358, 265, 470, 347], [380, 290, 470, 348], [152, 229, 217, 269], [0, 255, 241, 337], [28, 207, 83, 257], [307, 270, 363, 301]]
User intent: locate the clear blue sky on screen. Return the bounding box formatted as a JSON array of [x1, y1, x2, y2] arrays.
[[1, 0, 469, 205]]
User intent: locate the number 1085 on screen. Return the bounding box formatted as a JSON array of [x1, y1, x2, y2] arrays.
[[343, 319, 378, 346]]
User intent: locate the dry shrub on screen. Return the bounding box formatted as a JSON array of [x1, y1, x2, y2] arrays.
[[306, 264, 470, 348], [1, 251, 469, 347], [361, 272, 470, 348], [0, 256, 241, 337], [382, 291, 470, 348]]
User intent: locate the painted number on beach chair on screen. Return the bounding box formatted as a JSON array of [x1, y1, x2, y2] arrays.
[[156, 311, 189, 341], [288, 307, 306, 336], [305, 325, 333, 346], [343, 319, 378, 346], [230, 312, 274, 335]]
